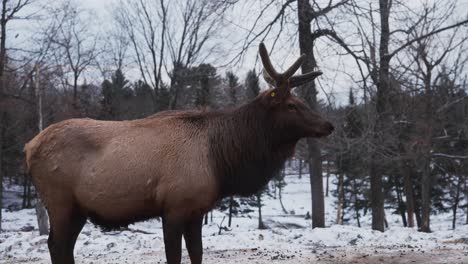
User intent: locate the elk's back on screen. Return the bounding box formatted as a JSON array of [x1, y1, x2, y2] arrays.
[[25, 114, 218, 226]]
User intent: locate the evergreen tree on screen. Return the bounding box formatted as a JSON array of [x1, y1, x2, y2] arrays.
[[335, 88, 368, 226], [245, 69, 260, 99], [100, 69, 132, 120]]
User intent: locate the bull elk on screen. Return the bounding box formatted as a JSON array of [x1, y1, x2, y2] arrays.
[[24, 43, 334, 264]]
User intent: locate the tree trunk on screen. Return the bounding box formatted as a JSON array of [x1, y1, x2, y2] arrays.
[[420, 66, 434, 233], [298, 159, 302, 179], [297, 0, 325, 228], [0, 112, 3, 231], [257, 193, 266, 229], [22, 172, 28, 208], [403, 163, 415, 227], [396, 182, 407, 227], [353, 177, 361, 227], [279, 184, 288, 214], [73, 73, 79, 114], [326, 160, 330, 197], [369, 0, 392, 232], [228, 196, 233, 227], [465, 174, 468, 225], [452, 174, 461, 230], [415, 203, 422, 228], [35, 65, 49, 235], [336, 173, 344, 225], [0, 2, 7, 232]]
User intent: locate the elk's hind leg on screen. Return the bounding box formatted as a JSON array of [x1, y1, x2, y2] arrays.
[[183, 215, 203, 264], [47, 201, 87, 264]]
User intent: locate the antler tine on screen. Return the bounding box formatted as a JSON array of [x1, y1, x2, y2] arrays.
[[259, 43, 280, 81], [282, 54, 306, 80], [289, 71, 323, 88]]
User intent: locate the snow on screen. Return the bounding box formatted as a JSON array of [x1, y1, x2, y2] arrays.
[[1, 175, 467, 263]]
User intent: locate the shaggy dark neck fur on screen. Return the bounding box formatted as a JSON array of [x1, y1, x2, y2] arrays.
[[207, 99, 297, 198]]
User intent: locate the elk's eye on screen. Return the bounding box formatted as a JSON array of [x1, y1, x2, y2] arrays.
[[287, 103, 296, 111]]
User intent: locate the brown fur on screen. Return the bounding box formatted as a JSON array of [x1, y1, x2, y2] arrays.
[[25, 44, 334, 264]]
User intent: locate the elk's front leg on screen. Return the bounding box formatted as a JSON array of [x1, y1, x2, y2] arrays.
[[184, 215, 204, 264], [162, 216, 183, 264]]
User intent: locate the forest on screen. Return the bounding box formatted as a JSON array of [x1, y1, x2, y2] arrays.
[[0, 0, 467, 245]]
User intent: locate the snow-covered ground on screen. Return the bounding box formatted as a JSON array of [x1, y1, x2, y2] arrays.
[[1, 175, 467, 263]]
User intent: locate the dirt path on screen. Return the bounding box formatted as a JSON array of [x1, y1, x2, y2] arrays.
[[5, 247, 467, 264]]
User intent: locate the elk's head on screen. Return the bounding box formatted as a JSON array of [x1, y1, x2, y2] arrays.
[[257, 43, 334, 140]]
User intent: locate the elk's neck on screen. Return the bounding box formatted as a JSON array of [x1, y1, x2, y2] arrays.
[[208, 103, 295, 198]]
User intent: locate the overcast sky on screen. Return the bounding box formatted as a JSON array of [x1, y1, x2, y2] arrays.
[[11, 0, 468, 105]]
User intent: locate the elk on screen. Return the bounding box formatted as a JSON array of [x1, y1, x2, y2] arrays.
[[24, 43, 334, 264]]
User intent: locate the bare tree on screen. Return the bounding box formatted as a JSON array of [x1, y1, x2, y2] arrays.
[[50, 1, 99, 116], [231, 0, 351, 229], [342, 0, 468, 231], [114, 0, 228, 111], [33, 65, 48, 235], [409, 9, 466, 232], [0, 0, 35, 232]]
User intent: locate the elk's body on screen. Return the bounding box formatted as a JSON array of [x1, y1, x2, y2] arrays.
[[25, 43, 334, 264]]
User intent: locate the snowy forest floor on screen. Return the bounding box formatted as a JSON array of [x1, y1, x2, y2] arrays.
[[1, 175, 467, 263]]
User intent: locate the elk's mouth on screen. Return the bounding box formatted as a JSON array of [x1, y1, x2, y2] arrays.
[[307, 122, 334, 138]]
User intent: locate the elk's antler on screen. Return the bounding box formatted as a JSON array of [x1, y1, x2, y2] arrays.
[[259, 42, 322, 92]]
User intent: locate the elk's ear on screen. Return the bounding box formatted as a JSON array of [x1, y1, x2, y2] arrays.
[[263, 68, 276, 87]]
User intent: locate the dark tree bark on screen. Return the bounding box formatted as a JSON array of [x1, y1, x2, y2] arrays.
[[465, 174, 468, 225], [257, 193, 266, 229], [336, 173, 344, 225], [326, 160, 330, 197], [452, 174, 461, 229], [298, 159, 302, 179], [297, 0, 325, 228], [396, 182, 407, 227], [228, 196, 233, 227], [367, 0, 394, 232], [352, 177, 361, 227], [403, 163, 415, 227]]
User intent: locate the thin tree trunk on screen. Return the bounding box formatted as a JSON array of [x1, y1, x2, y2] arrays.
[[452, 174, 461, 230], [465, 174, 468, 225], [308, 152, 324, 228], [326, 160, 330, 197], [279, 184, 288, 214], [228, 196, 233, 227], [0, 112, 3, 231], [336, 173, 344, 225], [420, 145, 433, 232], [22, 172, 28, 208], [404, 163, 415, 227], [73, 73, 79, 113], [415, 202, 422, 228], [0, 1, 7, 232], [26, 178, 32, 207], [352, 177, 360, 227], [396, 182, 407, 227], [35, 65, 49, 235], [298, 159, 302, 179], [257, 193, 266, 229]]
